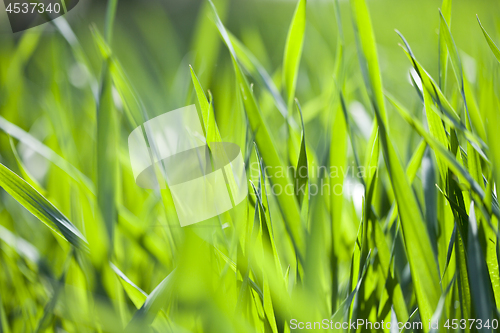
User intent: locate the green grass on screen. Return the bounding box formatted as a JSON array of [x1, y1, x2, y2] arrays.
[[1, 0, 500, 331]]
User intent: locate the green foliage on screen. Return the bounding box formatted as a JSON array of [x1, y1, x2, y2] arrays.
[[0, 0, 500, 331]]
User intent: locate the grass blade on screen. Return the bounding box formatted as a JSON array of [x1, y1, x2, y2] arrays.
[[467, 202, 494, 324], [477, 15, 500, 63], [0, 162, 88, 251], [439, 9, 463, 93], [387, 94, 489, 204], [294, 99, 309, 206], [96, 61, 119, 245], [126, 270, 176, 330], [438, 0, 452, 89], [397, 32, 489, 159], [350, 0, 441, 326], [350, 0, 387, 123], [228, 32, 289, 123], [283, 0, 306, 107], [209, 0, 305, 262], [0, 116, 95, 194], [190, 65, 222, 146]]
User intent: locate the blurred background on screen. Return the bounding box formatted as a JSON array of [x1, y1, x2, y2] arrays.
[[1, 0, 499, 158]]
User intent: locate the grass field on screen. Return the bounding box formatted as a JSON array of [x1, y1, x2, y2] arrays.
[[1, 0, 500, 331]]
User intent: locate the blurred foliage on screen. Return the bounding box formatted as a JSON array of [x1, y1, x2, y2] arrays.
[[1, 0, 500, 332]]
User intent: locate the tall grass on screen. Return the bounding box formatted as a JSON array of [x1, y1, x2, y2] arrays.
[[0, 0, 500, 331]]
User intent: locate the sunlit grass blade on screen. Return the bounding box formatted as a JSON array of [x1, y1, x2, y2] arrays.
[[477, 15, 500, 63], [385, 140, 427, 229], [439, 9, 464, 94], [332, 0, 344, 82], [467, 202, 494, 322], [397, 32, 489, 160], [0, 116, 95, 194], [92, 0, 119, 261], [111, 263, 148, 308], [294, 99, 308, 206], [351, 0, 441, 325], [423, 86, 448, 183], [253, 144, 281, 272], [283, 0, 306, 107], [387, 93, 500, 219], [96, 61, 119, 245], [104, 0, 119, 43], [126, 270, 176, 330], [422, 148, 439, 259], [209, 0, 304, 262], [438, 8, 482, 182], [350, 0, 387, 123], [463, 77, 487, 142], [249, 181, 281, 333], [329, 95, 347, 313], [0, 162, 88, 251], [373, 219, 409, 322], [374, 103, 441, 329], [190, 0, 228, 85], [190, 65, 222, 146], [228, 32, 289, 122], [363, 131, 410, 322], [8, 137, 45, 195], [331, 250, 371, 321], [90, 25, 147, 129], [438, 0, 452, 89]]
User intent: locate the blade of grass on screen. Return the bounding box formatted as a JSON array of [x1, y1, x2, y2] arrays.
[[126, 269, 176, 331], [0, 162, 88, 251], [190, 65, 222, 146], [375, 98, 441, 331], [350, 0, 387, 124], [387, 93, 500, 220], [439, 9, 463, 97], [351, 0, 441, 326], [385, 140, 427, 230], [95, 0, 120, 247], [111, 263, 148, 308], [96, 61, 119, 246], [8, 136, 45, 195], [294, 99, 309, 206], [467, 202, 494, 324], [477, 15, 500, 63], [283, 0, 306, 108], [365, 134, 410, 322], [397, 32, 489, 160], [228, 32, 289, 124], [209, 0, 304, 263], [438, 0, 452, 89], [329, 95, 347, 314], [423, 85, 448, 184], [0, 116, 95, 194]]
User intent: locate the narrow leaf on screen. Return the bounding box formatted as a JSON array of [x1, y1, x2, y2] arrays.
[[0, 162, 88, 251]]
